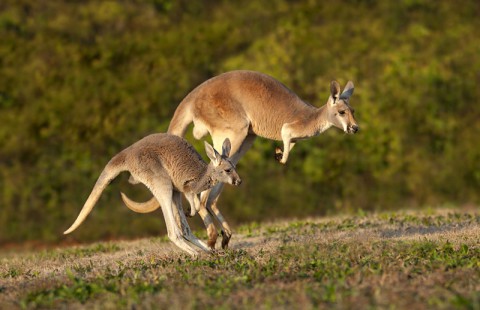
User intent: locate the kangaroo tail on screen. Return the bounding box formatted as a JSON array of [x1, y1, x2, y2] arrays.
[[120, 193, 160, 213], [167, 99, 193, 137], [64, 159, 124, 235]]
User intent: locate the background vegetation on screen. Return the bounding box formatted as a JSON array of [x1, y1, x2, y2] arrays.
[[0, 0, 479, 245]]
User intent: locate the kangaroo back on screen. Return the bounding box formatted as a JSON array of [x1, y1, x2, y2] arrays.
[[167, 71, 315, 141]]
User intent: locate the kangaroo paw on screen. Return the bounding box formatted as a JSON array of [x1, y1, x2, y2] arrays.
[[207, 226, 218, 249], [221, 230, 232, 250], [207, 238, 217, 250], [184, 205, 193, 217], [274, 147, 283, 162]]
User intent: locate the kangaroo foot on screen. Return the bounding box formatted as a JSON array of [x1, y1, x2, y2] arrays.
[[221, 230, 232, 249], [207, 226, 218, 249], [184, 205, 193, 217], [274, 147, 283, 162]]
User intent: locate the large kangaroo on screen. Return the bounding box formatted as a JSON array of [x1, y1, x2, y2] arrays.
[[122, 70, 358, 249], [64, 133, 241, 256]]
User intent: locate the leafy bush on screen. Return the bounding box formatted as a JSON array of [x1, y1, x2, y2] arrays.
[[0, 0, 479, 244]]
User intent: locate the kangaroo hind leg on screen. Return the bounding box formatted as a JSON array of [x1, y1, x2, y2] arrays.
[[145, 178, 199, 256], [172, 191, 210, 253], [192, 118, 210, 140]]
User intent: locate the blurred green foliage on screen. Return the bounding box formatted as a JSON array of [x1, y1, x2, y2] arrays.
[[0, 0, 479, 244]]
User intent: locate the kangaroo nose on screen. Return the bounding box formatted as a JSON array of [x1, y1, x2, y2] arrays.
[[352, 125, 359, 133], [234, 178, 242, 186]]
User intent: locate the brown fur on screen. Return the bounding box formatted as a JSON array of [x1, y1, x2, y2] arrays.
[[64, 133, 241, 256], [116, 134, 207, 193], [125, 70, 359, 249], [169, 71, 318, 141]]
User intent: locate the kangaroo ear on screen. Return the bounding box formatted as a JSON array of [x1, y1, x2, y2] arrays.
[[222, 138, 231, 158], [330, 81, 341, 103], [204, 141, 221, 166], [340, 81, 354, 100]]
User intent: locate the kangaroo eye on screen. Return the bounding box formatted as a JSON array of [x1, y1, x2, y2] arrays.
[[225, 169, 232, 173], [339, 110, 346, 115]]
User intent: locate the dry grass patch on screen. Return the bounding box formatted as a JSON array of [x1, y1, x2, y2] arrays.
[[0, 207, 478, 309]]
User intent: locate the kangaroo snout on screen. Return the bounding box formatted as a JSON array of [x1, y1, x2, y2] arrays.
[[233, 178, 242, 186], [348, 124, 359, 134]]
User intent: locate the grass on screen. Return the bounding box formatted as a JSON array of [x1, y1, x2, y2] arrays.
[[0, 207, 479, 309]]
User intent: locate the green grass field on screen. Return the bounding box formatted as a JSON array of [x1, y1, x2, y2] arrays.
[[1, 207, 479, 309]]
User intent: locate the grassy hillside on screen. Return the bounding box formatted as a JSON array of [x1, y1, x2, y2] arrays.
[[1, 0, 479, 245], [1, 207, 478, 309]]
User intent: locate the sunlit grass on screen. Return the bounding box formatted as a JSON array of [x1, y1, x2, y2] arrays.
[[1, 208, 478, 309]]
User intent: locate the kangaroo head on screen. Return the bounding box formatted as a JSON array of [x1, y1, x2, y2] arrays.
[[327, 80, 358, 134], [205, 139, 242, 186]]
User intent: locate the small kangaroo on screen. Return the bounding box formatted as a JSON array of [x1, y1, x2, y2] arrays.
[[64, 133, 241, 256], [122, 70, 358, 249]]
